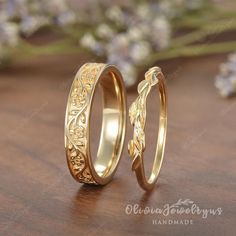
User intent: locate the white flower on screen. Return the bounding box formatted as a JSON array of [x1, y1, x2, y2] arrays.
[[0, 11, 8, 22], [96, 23, 114, 39], [118, 62, 137, 87], [80, 33, 97, 49], [151, 17, 171, 49], [27, 1, 42, 14], [5, 0, 28, 19], [158, 1, 174, 18], [227, 54, 236, 73], [129, 41, 151, 65], [56, 11, 76, 26], [0, 22, 19, 47], [215, 52, 236, 98], [20, 16, 50, 36], [43, 0, 67, 16], [107, 53, 121, 65], [229, 75, 236, 88], [136, 3, 150, 20], [80, 33, 103, 55], [107, 55, 137, 87], [107, 34, 130, 58], [215, 76, 234, 98], [127, 27, 144, 42], [229, 53, 236, 62], [105, 6, 124, 26]]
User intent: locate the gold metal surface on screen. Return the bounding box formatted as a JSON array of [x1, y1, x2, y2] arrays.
[[128, 66, 167, 191], [65, 63, 126, 185]]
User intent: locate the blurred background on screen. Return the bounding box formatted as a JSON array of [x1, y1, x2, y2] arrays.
[[1, 1, 236, 235], [0, 0, 236, 96]]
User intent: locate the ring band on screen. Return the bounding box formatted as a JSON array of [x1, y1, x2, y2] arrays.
[[128, 67, 167, 191], [65, 63, 126, 185]]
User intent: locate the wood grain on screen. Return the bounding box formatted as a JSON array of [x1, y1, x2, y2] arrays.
[[0, 54, 235, 236]]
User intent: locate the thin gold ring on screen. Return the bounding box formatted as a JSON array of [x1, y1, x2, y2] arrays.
[[128, 66, 167, 191], [65, 63, 126, 185]]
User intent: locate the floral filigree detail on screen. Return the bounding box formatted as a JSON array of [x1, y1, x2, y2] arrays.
[[65, 63, 105, 184], [71, 87, 87, 108], [69, 125, 85, 140], [128, 67, 161, 171]]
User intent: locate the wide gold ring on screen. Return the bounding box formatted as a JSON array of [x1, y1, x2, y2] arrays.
[[128, 66, 167, 191], [65, 63, 126, 185]]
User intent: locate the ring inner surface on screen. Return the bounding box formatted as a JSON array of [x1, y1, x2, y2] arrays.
[[92, 70, 123, 177], [149, 80, 167, 184]]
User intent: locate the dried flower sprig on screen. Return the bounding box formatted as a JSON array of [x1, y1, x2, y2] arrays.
[[0, 0, 76, 63], [79, 1, 184, 86], [1, 0, 236, 90]]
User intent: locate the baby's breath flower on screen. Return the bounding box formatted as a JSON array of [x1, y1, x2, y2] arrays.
[[107, 34, 130, 58], [152, 17, 171, 49], [96, 23, 114, 39], [80, 33, 97, 50], [215, 52, 236, 98], [136, 3, 150, 19], [80, 33, 104, 55], [20, 16, 49, 36], [0, 0, 208, 87], [118, 61, 137, 87], [5, 0, 28, 19], [56, 11, 76, 26], [129, 41, 151, 65], [0, 21, 19, 47], [127, 27, 144, 42], [105, 6, 125, 26], [43, 0, 67, 16]]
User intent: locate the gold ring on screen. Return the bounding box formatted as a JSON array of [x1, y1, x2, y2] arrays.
[[65, 63, 126, 185], [128, 66, 167, 191]]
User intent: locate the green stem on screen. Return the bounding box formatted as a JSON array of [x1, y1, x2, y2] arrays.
[[15, 39, 86, 58], [173, 9, 236, 29], [148, 41, 236, 62], [14, 40, 236, 63], [171, 18, 236, 47]]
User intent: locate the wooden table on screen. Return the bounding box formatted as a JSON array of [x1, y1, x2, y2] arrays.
[[0, 54, 235, 236]]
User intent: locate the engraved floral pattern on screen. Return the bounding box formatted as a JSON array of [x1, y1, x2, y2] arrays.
[[65, 63, 105, 184]]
